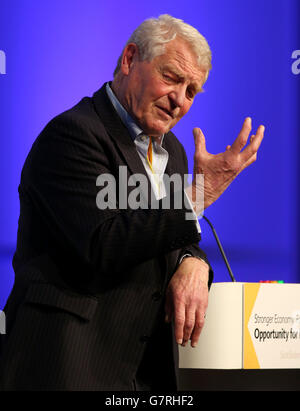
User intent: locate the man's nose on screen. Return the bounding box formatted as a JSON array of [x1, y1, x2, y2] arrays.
[[168, 85, 186, 108]]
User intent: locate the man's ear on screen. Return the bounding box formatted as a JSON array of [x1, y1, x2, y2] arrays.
[[120, 43, 139, 75]]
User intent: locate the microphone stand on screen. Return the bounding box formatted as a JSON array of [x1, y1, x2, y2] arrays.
[[202, 215, 236, 282]]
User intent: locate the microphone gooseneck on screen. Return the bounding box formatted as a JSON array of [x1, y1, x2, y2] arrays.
[[202, 215, 236, 282]]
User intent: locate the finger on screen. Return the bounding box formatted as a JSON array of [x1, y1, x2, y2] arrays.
[[190, 310, 206, 348], [193, 127, 206, 154], [244, 135, 256, 160], [230, 117, 252, 154], [239, 135, 255, 164], [240, 151, 257, 171], [173, 302, 186, 345], [226, 145, 231, 151], [182, 308, 196, 347], [240, 124, 265, 163]]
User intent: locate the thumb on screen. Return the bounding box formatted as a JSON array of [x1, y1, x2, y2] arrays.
[[193, 127, 206, 153]]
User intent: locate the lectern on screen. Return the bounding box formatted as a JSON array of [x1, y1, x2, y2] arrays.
[[178, 282, 300, 391]]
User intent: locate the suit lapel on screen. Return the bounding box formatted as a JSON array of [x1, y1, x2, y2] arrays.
[[92, 84, 144, 176], [163, 136, 177, 178], [92, 83, 153, 204]]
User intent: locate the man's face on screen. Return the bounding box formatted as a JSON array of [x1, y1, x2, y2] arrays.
[[120, 37, 207, 137]]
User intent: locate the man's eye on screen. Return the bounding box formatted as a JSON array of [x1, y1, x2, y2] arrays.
[[163, 74, 175, 82], [186, 88, 196, 99]]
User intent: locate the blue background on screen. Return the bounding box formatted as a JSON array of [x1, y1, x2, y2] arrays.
[[0, 0, 299, 309]]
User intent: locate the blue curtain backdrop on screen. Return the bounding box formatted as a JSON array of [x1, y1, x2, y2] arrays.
[[0, 0, 299, 309]]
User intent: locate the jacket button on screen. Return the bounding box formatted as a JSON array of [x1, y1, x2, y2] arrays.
[[140, 335, 149, 343], [152, 291, 162, 301]]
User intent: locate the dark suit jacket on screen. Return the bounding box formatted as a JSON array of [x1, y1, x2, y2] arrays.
[[0, 83, 213, 391]]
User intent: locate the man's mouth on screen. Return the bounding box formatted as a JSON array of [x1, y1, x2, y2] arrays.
[[156, 105, 174, 119]]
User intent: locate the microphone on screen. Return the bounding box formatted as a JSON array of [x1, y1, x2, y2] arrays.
[[202, 215, 236, 282]]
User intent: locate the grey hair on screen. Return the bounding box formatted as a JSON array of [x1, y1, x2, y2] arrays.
[[113, 14, 212, 80]]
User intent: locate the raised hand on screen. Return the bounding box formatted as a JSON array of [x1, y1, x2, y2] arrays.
[[192, 117, 265, 209]]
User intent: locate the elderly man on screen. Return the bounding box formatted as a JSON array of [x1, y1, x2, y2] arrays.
[[0, 15, 264, 391]]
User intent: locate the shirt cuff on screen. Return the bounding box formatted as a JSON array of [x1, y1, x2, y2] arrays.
[[184, 188, 201, 233], [179, 253, 208, 266]]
